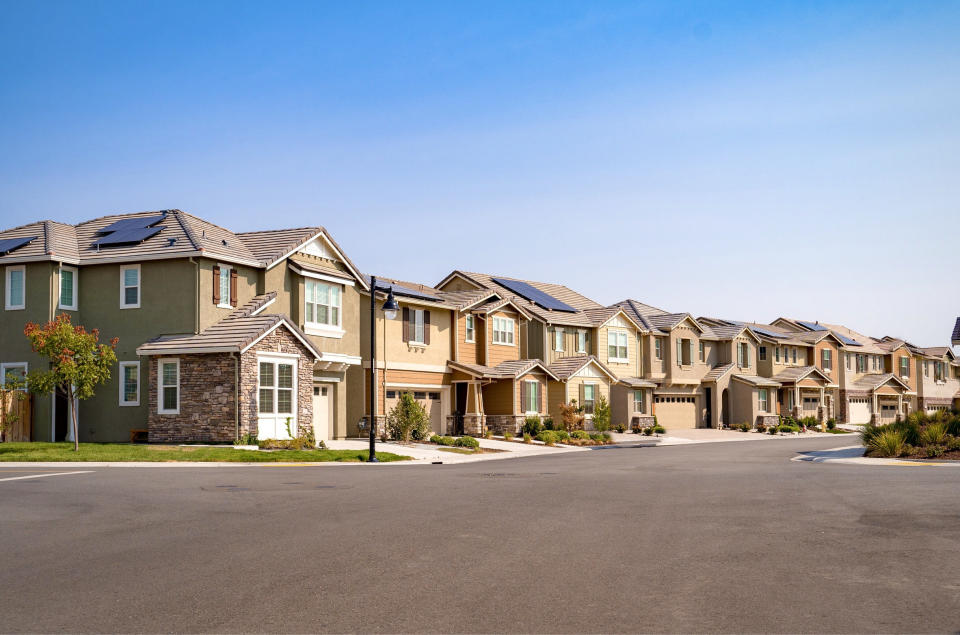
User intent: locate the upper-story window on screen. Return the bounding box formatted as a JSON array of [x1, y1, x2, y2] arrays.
[[576, 330, 587, 353], [214, 264, 235, 308], [401, 308, 429, 345], [305, 280, 341, 327], [120, 264, 140, 309], [856, 354, 868, 373], [759, 346, 767, 362], [464, 315, 475, 343], [655, 338, 663, 360], [58, 265, 77, 311], [900, 357, 910, 378], [493, 316, 515, 346], [553, 327, 564, 352], [699, 341, 705, 362], [737, 342, 750, 368], [791, 347, 797, 364], [934, 361, 945, 382], [5, 265, 25, 310], [608, 330, 628, 363], [677, 338, 692, 366], [775, 346, 780, 363], [822, 349, 832, 372]]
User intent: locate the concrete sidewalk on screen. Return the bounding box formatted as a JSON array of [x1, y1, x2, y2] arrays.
[[326, 437, 589, 463]]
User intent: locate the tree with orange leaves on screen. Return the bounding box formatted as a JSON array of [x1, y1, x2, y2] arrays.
[[23, 314, 118, 451]]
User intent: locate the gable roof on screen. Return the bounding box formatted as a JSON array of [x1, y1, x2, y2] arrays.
[[851, 373, 911, 392], [580, 306, 646, 332], [953, 318, 960, 345], [702, 363, 735, 383], [646, 312, 704, 333], [447, 359, 558, 381], [770, 365, 834, 385], [546, 355, 618, 381], [136, 292, 322, 358], [732, 374, 781, 387], [919, 347, 956, 361]]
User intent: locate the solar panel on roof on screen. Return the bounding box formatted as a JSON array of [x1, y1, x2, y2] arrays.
[[491, 277, 577, 312], [0, 236, 38, 255], [388, 283, 439, 302], [93, 226, 165, 247], [750, 326, 787, 339], [796, 320, 827, 331], [834, 332, 862, 346], [95, 213, 167, 236]]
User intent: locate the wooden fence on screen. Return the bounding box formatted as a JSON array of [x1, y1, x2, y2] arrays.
[[0, 389, 32, 442]]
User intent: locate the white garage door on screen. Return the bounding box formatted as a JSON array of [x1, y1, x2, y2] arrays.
[[654, 395, 698, 429], [385, 389, 443, 434], [848, 397, 871, 424]]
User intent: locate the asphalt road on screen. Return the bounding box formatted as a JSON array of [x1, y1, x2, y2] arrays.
[[2, 436, 959, 634]]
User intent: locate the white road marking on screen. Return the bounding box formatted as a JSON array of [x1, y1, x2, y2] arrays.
[[0, 470, 95, 482]]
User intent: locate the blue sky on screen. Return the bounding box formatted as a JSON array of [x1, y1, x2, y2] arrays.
[[1, 1, 957, 346]]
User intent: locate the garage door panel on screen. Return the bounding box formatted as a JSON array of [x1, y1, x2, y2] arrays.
[[385, 389, 443, 434], [654, 396, 697, 428], [848, 398, 871, 424]]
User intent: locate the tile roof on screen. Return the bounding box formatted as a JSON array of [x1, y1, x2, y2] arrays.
[[732, 374, 781, 387], [289, 258, 356, 282], [851, 373, 908, 392], [646, 312, 699, 331], [770, 365, 833, 384], [610, 300, 667, 334], [953, 318, 960, 344], [617, 376, 658, 388], [0, 220, 78, 263], [546, 355, 617, 381], [702, 363, 735, 382], [235, 227, 320, 265], [137, 292, 322, 358], [447, 359, 557, 380], [919, 347, 955, 360]]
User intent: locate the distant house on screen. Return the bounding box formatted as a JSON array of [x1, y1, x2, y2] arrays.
[[953, 317, 960, 347]]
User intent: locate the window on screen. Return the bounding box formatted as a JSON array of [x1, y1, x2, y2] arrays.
[[822, 349, 832, 371], [305, 280, 341, 327], [775, 347, 780, 363], [58, 265, 77, 310], [935, 361, 945, 382], [608, 330, 628, 363], [582, 384, 596, 415], [787, 391, 795, 411], [759, 346, 767, 362], [791, 348, 797, 364], [413, 391, 427, 400], [524, 380, 539, 413], [120, 264, 140, 309], [924, 361, 929, 377], [158, 359, 179, 414], [259, 360, 294, 415], [386, 390, 397, 399], [655, 338, 662, 360], [846, 353, 852, 371], [0, 363, 27, 389], [759, 388, 768, 412], [216, 264, 232, 308], [699, 341, 705, 362], [493, 316, 515, 345], [900, 357, 910, 378], [633, 390, 645, 414], [413, 310, 426, 344], [553, 327, 564, 352], [576, 330, 587, 353], [429, 392, 440, 400], [856, 354, 867, 373], [464, 315, 475, 343], [738, 342, 750, 368], [5, 265, 25, 310], [118, 361, 139, 406]]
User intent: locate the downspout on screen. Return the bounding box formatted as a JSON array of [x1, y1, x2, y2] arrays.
[[189, 257, 200, 334]]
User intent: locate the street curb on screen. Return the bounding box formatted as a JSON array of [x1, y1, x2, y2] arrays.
[[792, 445, 960, 467]]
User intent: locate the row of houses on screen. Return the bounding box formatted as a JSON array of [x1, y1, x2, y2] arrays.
[[1, 209, 958, 443]]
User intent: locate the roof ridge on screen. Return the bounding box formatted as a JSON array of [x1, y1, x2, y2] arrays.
[[171, 210, 202, 251], [74, 209, 179, 227], [235, 226, 322, 236]]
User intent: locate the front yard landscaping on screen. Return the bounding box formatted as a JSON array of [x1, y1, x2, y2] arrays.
[[861, 411, 960, 459], [0, 442, 411, 462]]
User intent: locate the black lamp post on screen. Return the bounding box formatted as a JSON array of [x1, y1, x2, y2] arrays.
[[369, 276, 399, 462]]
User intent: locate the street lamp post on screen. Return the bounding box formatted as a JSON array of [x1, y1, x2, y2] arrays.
[[369, 275, 399, 462]]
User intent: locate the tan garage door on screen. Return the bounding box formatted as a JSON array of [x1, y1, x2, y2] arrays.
[[385, 389, 443, 434], [654, 395, 698, 428]]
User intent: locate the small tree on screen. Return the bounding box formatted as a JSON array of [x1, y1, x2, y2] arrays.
[[592, 394, 611, 432], [558, 399, 585, 432], [386, 391, 431, 442], [23, 314, 117, 451]]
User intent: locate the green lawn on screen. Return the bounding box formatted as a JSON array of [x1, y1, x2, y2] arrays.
[[0, 442, 411, 463]]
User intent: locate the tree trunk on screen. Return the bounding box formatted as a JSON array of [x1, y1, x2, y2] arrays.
[[68, 385, 78, 452]]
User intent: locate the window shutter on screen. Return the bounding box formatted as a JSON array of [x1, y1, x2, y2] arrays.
[[229, 270, 238, 307], [423, 310, 431, 345], [521, 381, 529, 413], [402, 307, 410, 342], [213, 267, 221, 304], [676, 340, 682, 367], [538, 381, 543, 413], [579, 383, 585, 405]]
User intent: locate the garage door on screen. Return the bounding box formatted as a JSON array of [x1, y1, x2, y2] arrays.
[[654, 395, 698, 428], [847, 397, 871, 424], [385, 389, 443, 434]]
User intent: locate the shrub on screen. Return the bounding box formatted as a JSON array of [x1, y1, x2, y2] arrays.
[[768, 425, 778, 435], [826, 418, 837, 430], [430, 434, 456, 446], [592, 395, 611, 432], [616, 424, 627, 433], [868, 429, 906, 457], [543, 417, 555, 431], [926, 445, 945, 458], [799, 416, 818, 429], [454, 435, 480, 449], [503, 431, 514, 441], [523, 416, 543, 436], [536, 430, 558, 446], [571, 430, 591, 440], [734, 422, 751, 432], [947, 436, 960, 451], [590, 432, 604, 442], [651, 424, 665, 435], [642, 427, 653, 436], [756, 422, 767, 433], [921, 422, 948, 446], [554, 430, 570, 442], [778, 424, 800, 434], [386, 392, 431, 442], [235, 433, 258, 446], [558, 401, 585, 432], [483, 429, 494, 439], [523, 432, 533, 444]]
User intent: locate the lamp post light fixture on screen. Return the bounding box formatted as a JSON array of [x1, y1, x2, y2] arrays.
[[369, 276, 400, 462]]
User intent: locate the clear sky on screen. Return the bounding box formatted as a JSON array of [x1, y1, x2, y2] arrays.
[[1, 1, 957, 347]]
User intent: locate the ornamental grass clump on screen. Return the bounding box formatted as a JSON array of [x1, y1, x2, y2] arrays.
[[868, 428, 906, 458]]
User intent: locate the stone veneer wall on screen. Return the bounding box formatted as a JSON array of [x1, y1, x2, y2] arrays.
[[238, 328, 315, 439], [486, 414, 527, 435], [147, 353, 237, 443]]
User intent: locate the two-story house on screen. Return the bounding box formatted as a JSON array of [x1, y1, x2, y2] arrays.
[[0, 210, 367, 443], [915, 347, 959, 414]]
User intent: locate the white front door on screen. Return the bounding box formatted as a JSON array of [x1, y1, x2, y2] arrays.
[[312, 384, 331, 443]]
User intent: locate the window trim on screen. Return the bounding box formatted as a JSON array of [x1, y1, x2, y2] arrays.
[[58, 265, 78, 311], [607, 329, 629, 363], [524, 379, 539, 414], [633, 389, 645, 414], [576, 329, 587, 354], [582, 382, 597, 416], [157, 358, 180, 415], [464, 315, 475, 343], [759, 388, 769, 413], [305, 279, 343, 330], [410, 309, 426, 345], [119, 264, 141, 309], [553, 327, 564, 352], [758, 345, 767, 362], [256, 354, 299, 438], [699, 341, 705, 362], [5, 265, 25, 311], [655, 338, 662, 360], [492, 316, 515, 346], [0, 362, 28, 389], [216, 264, 233, 309], [118, 361, 140, 406]]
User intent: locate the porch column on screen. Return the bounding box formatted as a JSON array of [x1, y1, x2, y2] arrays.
[[794, 385, 800, 418], [819, 387, 825, 423]]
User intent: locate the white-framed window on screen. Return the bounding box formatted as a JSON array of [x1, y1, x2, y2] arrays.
[[759, 346, 767, 362], [553, 327, 564, 352], [924, 361, 930, 377], [217, 264, 232, 308], [759, 388, 769, 412], [257, 355, 298, 439], [791, 347, 797, 364], [608, 330, 628, 363], [464, 315, 475, 343], [822, 349, 832, 371], [900, 357, 910, 378], [699, 341, 705, 362], [0, 362, 28, 389], [524, 380, 539, 414], [305, 280, 341, 327], [118, 361, 140, 406], [775, 347, 780, 363], [157, 358, 179, 414], [846, 353, 853, 371], [738, 342, 750, 368], [412, 309, 426, 344], [576, 329, 587, 353], [5, 265, 25, 310], [58, 265, 77, 311], [582, 383, 596, 415], [633, 389, 645, 414], [493, 316, 515, 346], [120, 264, 140, 309], [655, 338, 663, 360]]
